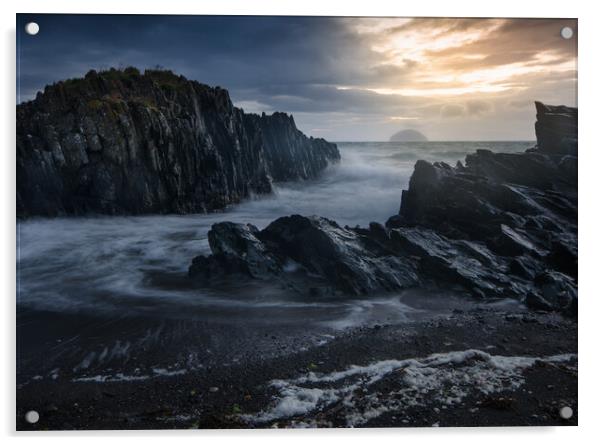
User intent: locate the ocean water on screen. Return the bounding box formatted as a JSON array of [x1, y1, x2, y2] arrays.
[[17, 141, 532, 321], [17, 141, 533, 382]]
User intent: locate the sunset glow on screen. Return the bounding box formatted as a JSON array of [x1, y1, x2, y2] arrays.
[[341, 18, 576, 99], [18, 16, 577, 140]]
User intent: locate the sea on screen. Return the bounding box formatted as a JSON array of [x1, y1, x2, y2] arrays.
[[16, 141, 532, 382]]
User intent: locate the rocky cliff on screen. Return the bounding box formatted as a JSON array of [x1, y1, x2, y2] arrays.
[[17, 68, 339, 217], [534, 101, 577, 155], [189, 102, 577, 315]]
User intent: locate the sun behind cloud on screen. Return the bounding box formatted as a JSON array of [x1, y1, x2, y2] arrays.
[[341, 18, 576, 100]]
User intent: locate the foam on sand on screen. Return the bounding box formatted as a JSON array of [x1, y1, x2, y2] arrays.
[[72, 366, 187, 383], [242, 349, 576, 427]]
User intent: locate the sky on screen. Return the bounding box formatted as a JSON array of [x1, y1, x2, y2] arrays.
[[17, 15, 577, 141]]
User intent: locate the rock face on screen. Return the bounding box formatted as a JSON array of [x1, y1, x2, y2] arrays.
[[189, 215, 420, 296], [189, 214, 540, 303], [386, 102, 577, 314], [383, 149, 577, 313], [17, 68, 339, 217], [389, 129, 428, 142], [190, 102, 577, 315], [534, 101, 577, 155]]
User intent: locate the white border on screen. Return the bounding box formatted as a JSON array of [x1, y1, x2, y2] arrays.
[[2, 1, 601, 444]]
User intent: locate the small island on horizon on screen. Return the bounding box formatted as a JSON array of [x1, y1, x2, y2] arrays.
[[389, 129, 428, 142]]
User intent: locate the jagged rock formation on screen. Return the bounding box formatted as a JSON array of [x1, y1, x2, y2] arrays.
[[190, 102, 577, 315], [189, 214, 539, 301], [17, 68, 339, 217], [387, 103, 577, 312], [534, 101, 577, 155], [386, 102, 577, 314], [189, 216, 420, 296], [384, 147, 577, 313]]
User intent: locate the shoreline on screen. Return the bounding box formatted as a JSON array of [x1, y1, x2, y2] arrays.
[[17, 304, 577, 430]]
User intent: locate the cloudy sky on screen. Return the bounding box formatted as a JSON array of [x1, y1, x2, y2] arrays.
[[17, 15, 577, 141]]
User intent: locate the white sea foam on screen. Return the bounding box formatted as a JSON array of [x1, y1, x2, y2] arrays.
[[73, 373, 150, 383], [152, 367, 187, 377], [17, 142, 532, 318], [72, 366, 188, 383], [242, 349, 576, 427]]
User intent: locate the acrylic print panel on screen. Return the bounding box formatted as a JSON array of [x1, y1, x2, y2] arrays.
[[16, 14, 577, 430]]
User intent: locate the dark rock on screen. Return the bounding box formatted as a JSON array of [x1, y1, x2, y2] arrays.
[[245, 112, 339, 182], [385, 214, 405, 229], [256, 215, 423, 295], [534, 101, 577, 155], [490, 224, 544, 257], [525, 292, 554, 312], [545, 239, 578, 279], [388, 227, 522, 299], [368, 221, 389, 242], [190, 215, 420, 296], [188, 222, 281, 285], [533, 271, 577, 316], [384, 103, 577, 314], [189, 215, 534, 300], [558, 155, 577, 177], [508, 256, 539, 280], [188, 102, 577, 316], [188, 253, 253, 285], [207, 222, 280, 277], [17, 68, 339, 217], [395, 155, 576, 246]]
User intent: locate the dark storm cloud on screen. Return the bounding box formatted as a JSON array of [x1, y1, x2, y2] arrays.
[[16, 14, 386, 103], [16, 15, 577, 140]]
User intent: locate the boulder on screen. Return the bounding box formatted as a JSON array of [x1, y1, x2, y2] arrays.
[[526, 271, 577, 316], [190, 215, 420, 296]]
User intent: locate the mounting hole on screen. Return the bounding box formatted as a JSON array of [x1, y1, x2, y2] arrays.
[[559, 406, 573, 419], [560, 27, 574, 40], [25, 22, 39, 36], [25, 410, 39, 424]]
